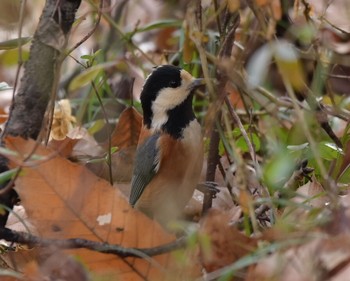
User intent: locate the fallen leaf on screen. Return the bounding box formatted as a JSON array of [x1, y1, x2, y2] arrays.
[[5, 137, 183, 280], [22, 252, 89, 281], [86, 146, 136, 183], [294, 178, 328, 208], [68, 127, 104, 159], [109, 107, 142, 150], [326, 194, 350, 235], [48, 127, 105, 161], [48, 137, 79, 158], [198, 209, 256, 273], [247, 234, 350, 281]]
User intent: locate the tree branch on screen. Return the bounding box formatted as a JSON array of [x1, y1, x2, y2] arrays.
[[0, 228, 185, 258], [202, 12, 240, 213]]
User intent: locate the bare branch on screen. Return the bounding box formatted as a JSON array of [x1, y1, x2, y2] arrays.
[[0, 228, 186, 258]]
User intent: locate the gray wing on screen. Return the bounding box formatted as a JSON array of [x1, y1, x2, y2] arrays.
[[129, 133, 161, 206]]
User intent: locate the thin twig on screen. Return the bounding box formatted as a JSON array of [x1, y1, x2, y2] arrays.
[[65, 0, 104, 58], [96, 2, 156, 65], [224, 96, 259, 172], [284, 81, 338, 201], [11, 0, 27, 106], [201, 13, 240, 213], [0, 228, 186, 258], [213, 0, 222, 36], [91, 81, 113, 185]]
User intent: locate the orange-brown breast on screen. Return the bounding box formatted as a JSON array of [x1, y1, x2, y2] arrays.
[[135, 121, 203, 226]]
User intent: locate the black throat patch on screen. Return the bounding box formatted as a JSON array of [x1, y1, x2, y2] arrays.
[[162, 93, 196, 139]]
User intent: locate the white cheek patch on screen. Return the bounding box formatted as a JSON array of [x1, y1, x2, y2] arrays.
[[151, 85, 191, 130]]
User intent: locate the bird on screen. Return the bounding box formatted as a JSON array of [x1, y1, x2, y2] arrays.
[[129, 65, 204, 227]]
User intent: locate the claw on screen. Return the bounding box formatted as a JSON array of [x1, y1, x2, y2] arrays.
[[196, 181, 220, 198]]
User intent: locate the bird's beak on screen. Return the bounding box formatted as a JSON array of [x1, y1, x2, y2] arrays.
[[188, 78, 205, 91]]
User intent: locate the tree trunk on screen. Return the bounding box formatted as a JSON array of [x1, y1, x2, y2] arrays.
[[0, 0, 82, 227]]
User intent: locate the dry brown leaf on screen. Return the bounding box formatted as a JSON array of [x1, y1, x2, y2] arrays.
[[0, 106, 8, 124], [279, 178, 328, 224], [22, 252, 89, 281], [0, 276, 22, 281], [184, 187, 236, 222], [255, 0, 268, 6], [309, 0, 350, 33], [198, 209, 256, 273], [227, 0, 240, 12], [68, 127, 104, 158], [110, 107, 142, 149], [325, 194, 350, 235], [247, 235, 350, 281], [87, 146, 136, 183], [48, 137, 79, 158], [293, 178, 328, 208], [5, 137, 183, 280], [94, 107, 142, 183], [226, 81, 245, 109], [48, 127, 103, 160], [270, 0, 281, 20], [155, 27, 178, 52]]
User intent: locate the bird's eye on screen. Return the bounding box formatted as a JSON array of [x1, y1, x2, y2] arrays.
[[169, 81, 178, 88]]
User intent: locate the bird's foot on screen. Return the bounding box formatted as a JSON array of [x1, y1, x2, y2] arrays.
[[197, 181, 220, 198]]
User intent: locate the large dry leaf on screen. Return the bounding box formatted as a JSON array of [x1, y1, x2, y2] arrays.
[[110, 107, 142, 149], [5, 137, 178, 280], [87, 146, 136, 184], [198, 209, 256, 273]]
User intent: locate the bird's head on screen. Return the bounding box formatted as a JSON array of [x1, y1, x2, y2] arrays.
[[140, 65, 203, 136]]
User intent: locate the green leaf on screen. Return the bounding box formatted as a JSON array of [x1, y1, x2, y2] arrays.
[[263, 151, 295, 191], [80, 49, 102, 64], [290, 23, 316, 46], [87, 119, 105, 135], [287, 143, 309, 151], [125, 19, 182, 39], [274, 40, 306, 91], [0, 147, 45, 161], [80, 54, 93, 60], [136, 19, 181, 33], [110, 147, 119, 154], [0, 37, 31, 50], [0, 49, 30, 65], [236, 133, 261, 152], [69, 61, 120, 91], [316, 141, 343, 161], [0, 168, 20, 185], [218, 139, 225, 156]]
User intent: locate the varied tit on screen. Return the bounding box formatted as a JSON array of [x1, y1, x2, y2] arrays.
[[129, 65, 204, 226]]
